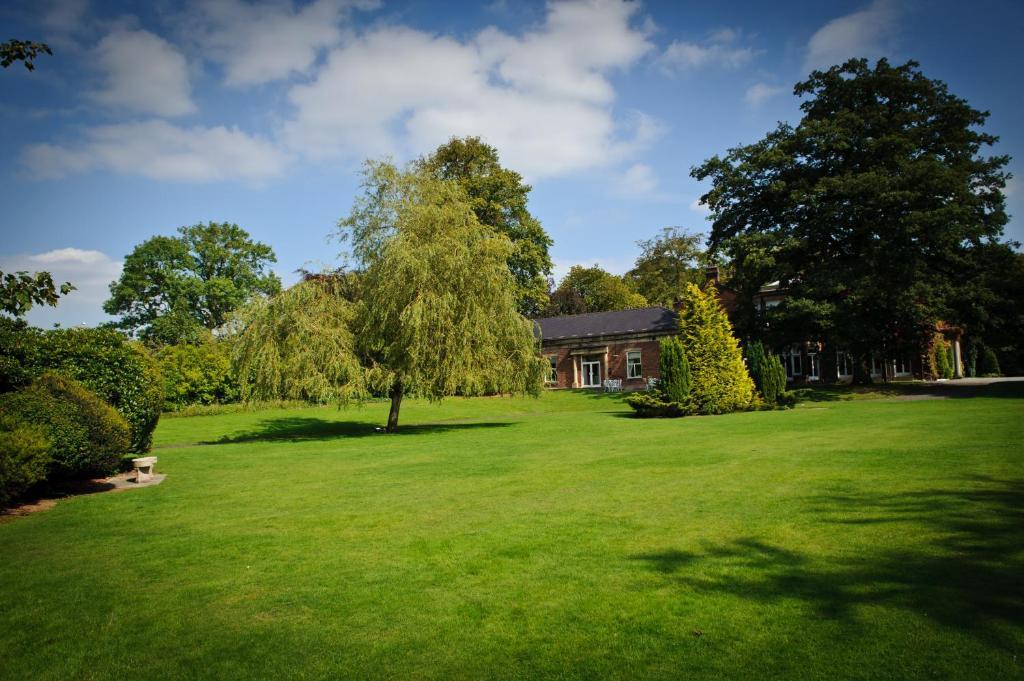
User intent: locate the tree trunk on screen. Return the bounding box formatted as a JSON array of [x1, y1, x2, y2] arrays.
[[386, 381, 403, 433]]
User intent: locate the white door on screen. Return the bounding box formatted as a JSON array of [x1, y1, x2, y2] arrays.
[[581, 359, 601, 387]]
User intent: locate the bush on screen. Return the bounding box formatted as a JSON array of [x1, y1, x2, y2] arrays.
[[677, 283, 756, 414], [979, 344, 1002, 376], [155, 339, 239, 411], [0, 373, 130, 478], [658, 336, 691, 404], [964, 338, 978, 377], [933, 338, 951, 379], [624, 391, 688, 418], [945, 345, 956, 378], [0, 413, 51, 505], [0, 326, 163, 452], [746, 341, 786, 406]]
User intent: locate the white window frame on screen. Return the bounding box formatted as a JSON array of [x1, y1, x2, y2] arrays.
[[837, 351, 852, 378], [893, 355, 912, 377], [784, 346, 802, 380], [580, 357, 601, 387], [626, 350, 642, 379], [807, 351, 820, 381]]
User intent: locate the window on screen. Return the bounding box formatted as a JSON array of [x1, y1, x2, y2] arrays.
[[894, 355, 912, 377], [581, 357, 601, 387], [783, 346, 802, 380], [837, 351, 852, 378], [807, 352, 820, 381], [626, 350, 642, 379], [546, 356, 558, 384]]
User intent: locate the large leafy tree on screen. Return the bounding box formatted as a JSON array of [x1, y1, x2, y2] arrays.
[[415, 137, 553, 316], [625, 227, 709, 306], [547, 265, 647, 316], [693, 59, 1011, 382], [105, 222, 280, 343], [238, 163, 545, 432]]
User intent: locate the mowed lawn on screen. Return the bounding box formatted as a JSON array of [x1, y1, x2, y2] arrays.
[[1, 386, 1022, 680]]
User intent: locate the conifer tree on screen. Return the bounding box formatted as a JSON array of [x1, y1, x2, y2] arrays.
[[658, 336, 691, 404], [677, 283, 756, 414]]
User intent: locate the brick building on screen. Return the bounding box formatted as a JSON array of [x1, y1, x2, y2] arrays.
[[534, 307, 678, 389]]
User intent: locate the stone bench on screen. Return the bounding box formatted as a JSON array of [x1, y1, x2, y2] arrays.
[[132, 456, 158, 483]]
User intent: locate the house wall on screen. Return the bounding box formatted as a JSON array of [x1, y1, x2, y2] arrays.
[[543, 338, 664, 389]]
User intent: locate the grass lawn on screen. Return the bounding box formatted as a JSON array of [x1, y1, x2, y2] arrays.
[[1, 385, 1022, 680]]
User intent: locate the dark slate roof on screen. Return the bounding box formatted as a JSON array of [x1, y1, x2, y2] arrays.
[[533, 306, 678, 341]]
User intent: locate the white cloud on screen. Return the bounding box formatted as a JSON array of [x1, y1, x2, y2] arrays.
[[744, 82, 785, 106], [41, 0, 90, 34], [91, 28, 196, 117], [190, 0, 378, 86], [657, 27, 757, 74], [0, 248, 122, 329], [805, 0, 899, 72], [282, 0, 659, 179], [618, 163, 658, 196], [21, 120, 289, 183]]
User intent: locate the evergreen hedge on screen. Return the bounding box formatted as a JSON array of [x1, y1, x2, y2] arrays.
[[677, 284, 756, 414]]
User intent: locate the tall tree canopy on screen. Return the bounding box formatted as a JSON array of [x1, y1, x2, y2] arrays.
[[239, 162, 544, 432], [625, 227, 709, 306], [105, 222, 280, 344], [692, 58, 1011, 381], [546, 265, 648, 316], [416, 137, 553, 316]]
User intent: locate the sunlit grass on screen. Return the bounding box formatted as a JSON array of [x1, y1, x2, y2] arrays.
[[1, 385, 1022, 680]]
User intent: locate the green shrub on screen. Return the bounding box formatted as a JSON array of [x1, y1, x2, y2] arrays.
[[624, 391, 687, 418], [6, 327, 163, 452], [0, 373, 130, 478], [761, 353, 787, 405], [933, 339, 951, 379], [745, 341, 766, 393], [979, 344, 1001, 376], [746, 341, 787, 406], [677, 283, 756, 414], [0, 318, 43, 393], [0, 412, 51, 505], [155, 339, 239, 411], [945, 345, 956, 379], [658, 336, 691, 404]]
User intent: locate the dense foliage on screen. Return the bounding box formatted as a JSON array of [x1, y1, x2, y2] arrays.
[[625, 336, 691, 417], [677, 284, 756, 414], [0, 412, 50, 505], [0, 324, 163, 452], [154, 339, 239, 411], [625, 228, 708, 307], [546, 265, 648, 316], [416, 137, 553, 317], [235, 278, 365, 405], [105, 222, 281, 343], [979, 344, 1001, 377], [693, 59, 1011, 383], [746, 340, 787, 406], [0, 373, 129, 479], [933, 337, 953, 379], [0, 39, 52, 71], [0, 270, 74, 317], [240, 162, 545, 431]]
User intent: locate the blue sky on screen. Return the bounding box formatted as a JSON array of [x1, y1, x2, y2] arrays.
[[1, 0, 1021, 328]]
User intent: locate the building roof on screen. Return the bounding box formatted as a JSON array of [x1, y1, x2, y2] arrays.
[[533, 306, 678, 342]]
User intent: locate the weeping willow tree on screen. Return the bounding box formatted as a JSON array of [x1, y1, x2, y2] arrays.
[[235, 162, 545, 432], [233, 277, 366, 404]]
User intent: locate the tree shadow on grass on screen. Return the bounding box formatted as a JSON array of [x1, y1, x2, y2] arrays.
[[205, 417, 512, 444], [798, 378, 1024, 402], [631, 475, 1024, 649]]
